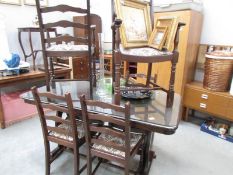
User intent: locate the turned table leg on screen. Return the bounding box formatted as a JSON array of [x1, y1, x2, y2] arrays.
[[0, 89, 5, 129]]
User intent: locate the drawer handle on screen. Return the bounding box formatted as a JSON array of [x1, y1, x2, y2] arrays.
[[201, 94, 208, 99], [200, 103, 207, 109]]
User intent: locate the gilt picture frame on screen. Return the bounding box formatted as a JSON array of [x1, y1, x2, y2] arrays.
[[154, 16, 179, 51], [148, 26, 168, 50], [0, 0, 21, 5], [114, 0, 152, 48], [24, 0, 47, 6]]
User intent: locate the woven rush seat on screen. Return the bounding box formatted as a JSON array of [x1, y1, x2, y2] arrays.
[[92, 132, 142, 157], [120, 45, 172, 57], [47, 43, 95, 54], [49, 122, 85, 141]]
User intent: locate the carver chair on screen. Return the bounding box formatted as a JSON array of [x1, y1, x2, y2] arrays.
[[112, 0, 181, 107], [31, 87, 86, 175], [35, 0, 95, 96], [80, 94, 145, 175]]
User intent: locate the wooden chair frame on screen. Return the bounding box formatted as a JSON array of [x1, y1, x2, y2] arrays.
[[35, 0, 94, 96], [80, 94, 145, 175], [111, 0, 182, 107], [31, 87, 86, 175]]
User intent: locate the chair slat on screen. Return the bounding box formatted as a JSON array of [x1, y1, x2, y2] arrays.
[[90, 126, 125, 139], [38, 92, 66, 101], [86, 100, 125, 113], [41, 5, 88, 14], [41, 103, 69, 114], [48, 136, 74, 149], [91, 138, 126, 152], [45, 115, 71, 125], [47, 126, 72, 137], [45, 35, 88, 44], [44, 21, 88, 29], [88, 113, 126, 127], [46, 50, 89, 57]]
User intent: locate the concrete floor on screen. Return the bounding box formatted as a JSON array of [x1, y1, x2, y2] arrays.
[[0, 117, 232, 175]]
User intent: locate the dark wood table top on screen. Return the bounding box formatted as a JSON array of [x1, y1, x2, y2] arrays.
[[0, 67, 71, 87], [21, 81, 182, 134]]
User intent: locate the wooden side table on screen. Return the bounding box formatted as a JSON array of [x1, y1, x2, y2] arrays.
[[0, 66, 71, 129], [18, 27, 57, 70]]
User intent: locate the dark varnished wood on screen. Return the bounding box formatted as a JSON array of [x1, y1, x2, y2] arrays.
[[35, 0, 94, 96], [112, 19, 179, 107], [0, 67, 70, 129], [73, 14, 102, 84], [31, 87, 86, 175], [21, 80, 182, 174], [80, 95, 144, 175], [41, 5, 88, 14], [44, 21, 88, 30], [111, 1, 180, 108], [45, 35, 88, 45]]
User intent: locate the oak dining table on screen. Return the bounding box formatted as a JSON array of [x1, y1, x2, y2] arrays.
[[20, 80, 182, 175]]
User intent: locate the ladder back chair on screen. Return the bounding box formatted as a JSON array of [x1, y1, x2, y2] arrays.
[[112, 0, 181, 107], [31, 87, 86, 175], [73, 14, 102, 86], [35, 0, 95, 96], [80, 95, 145, 175]]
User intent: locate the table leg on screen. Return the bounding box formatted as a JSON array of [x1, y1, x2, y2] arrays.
[[183, 107, 189, 121], [28, 30, 36, 70], [141, 131, 155, 175], [0, 89, 5, 129], [18, 30, 27, 62]]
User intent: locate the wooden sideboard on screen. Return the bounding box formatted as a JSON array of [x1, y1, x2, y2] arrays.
[[137, 10, 203, 96], [0, 67, 71, 129], [183, 81, 233, 122]]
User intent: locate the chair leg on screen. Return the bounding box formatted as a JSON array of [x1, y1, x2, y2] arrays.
[[87, 152, 92, 175], [45, 141, 51, 175], [125, 167, 129, 175], [73, 147, 79, 175]]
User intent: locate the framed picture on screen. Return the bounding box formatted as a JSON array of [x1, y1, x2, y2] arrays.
[[0, 0, 21, 5], [154, 17, 179, 51], [148, 26, 168, 50], [114, 0, 152, 48], [24, 0, 47, 6]]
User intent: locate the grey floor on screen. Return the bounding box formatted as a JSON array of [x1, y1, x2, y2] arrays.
[[0, 117, 232, 175]]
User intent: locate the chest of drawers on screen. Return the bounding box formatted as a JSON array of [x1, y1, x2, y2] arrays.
[[183, 81, 233, 121]]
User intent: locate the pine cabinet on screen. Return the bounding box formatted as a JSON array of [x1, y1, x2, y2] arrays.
[[183, 81, 233, 122]]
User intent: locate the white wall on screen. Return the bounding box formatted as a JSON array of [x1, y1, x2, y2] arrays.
[[0, 0, 112, 62], [200, 0, 233, 45], [0, 4, 38, 62], [1, 0, 233, 62]]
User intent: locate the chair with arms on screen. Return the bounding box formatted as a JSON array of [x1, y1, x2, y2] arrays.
[[112, 0, 181, 107], [31, 87, 86, 175], [35, 0, 95, 96], [80, 94, 145, 175]]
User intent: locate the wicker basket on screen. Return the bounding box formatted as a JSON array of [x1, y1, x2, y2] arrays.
[[203, 51, 233, 92]]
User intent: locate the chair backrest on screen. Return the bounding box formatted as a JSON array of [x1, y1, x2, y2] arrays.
[[31, 86, 79, 148], [73, 14, 102, 58], [79, 95, 131, 159], [35, 0, 92, 90]]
